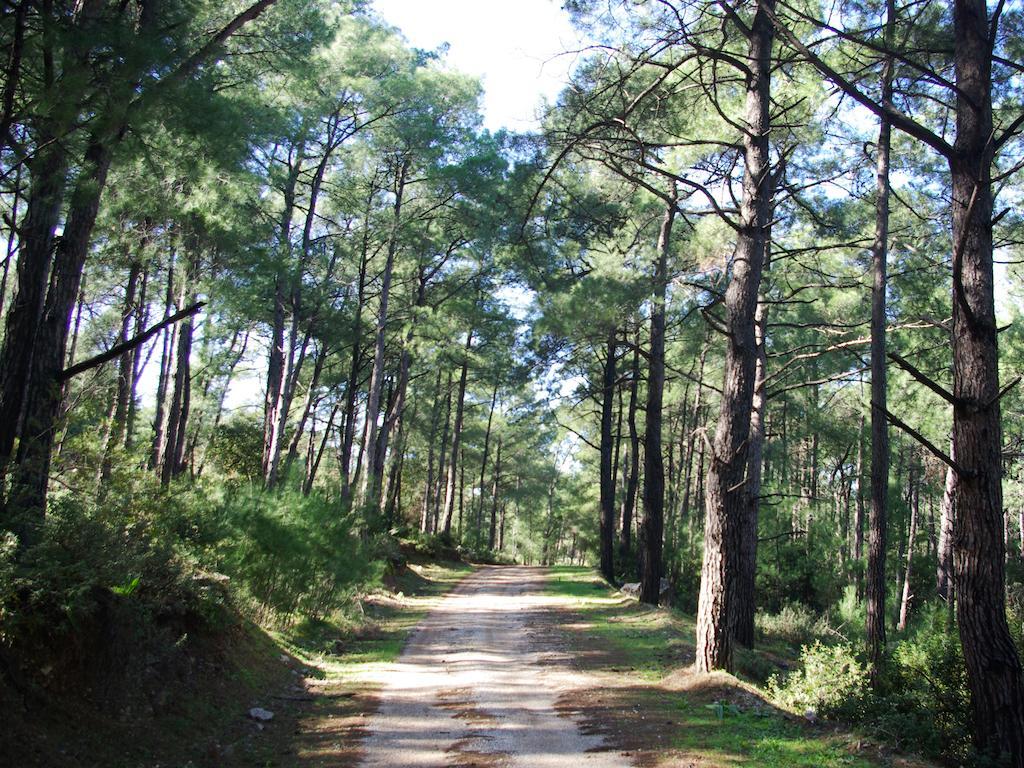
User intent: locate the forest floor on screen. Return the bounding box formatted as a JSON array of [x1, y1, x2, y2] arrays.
[[264, 564, 937, 768], [5, 562, 939, 767]]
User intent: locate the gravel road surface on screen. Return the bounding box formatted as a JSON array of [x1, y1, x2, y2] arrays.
[[358, 566, 632, 768]]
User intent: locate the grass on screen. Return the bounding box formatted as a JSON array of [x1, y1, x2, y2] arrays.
[[543, 566, 931, 768], [277, 559, 473, 675]]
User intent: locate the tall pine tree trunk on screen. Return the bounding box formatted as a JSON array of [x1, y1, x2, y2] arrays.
[[936, 442, 956, 601], [99, 260, 143, 487], [359, 155, 409, 510], [639, 194, 675, 605], [599, 327, 618, 581], [866, 1, 894, 678], [949, 0, 1024, 757], [8, 132, 120, 529], [897, 477, 918, 631], [488, 439, 502, 551], [619, 338, 640, 558], [442, 330, 473, 536], [695, 0, 773, 672], [735, 267, 769, 647]]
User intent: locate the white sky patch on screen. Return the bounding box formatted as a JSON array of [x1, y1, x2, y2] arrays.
[[371, 0, 586, 132]]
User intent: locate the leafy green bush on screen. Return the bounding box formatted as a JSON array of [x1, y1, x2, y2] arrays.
[[398, 531, 461, 561], [756, 602, 831, 648], [767, 640, 869, 720], [1, 476, 377, 661], [207, 487, 373, 623], [206, 414, 264, 481], [833, 583, 865, 636], [873, 610, 973, 761], [1, 493, 217, 641]]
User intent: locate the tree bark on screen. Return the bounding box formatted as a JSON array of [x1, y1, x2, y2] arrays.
[[0, 140, 66, 494], [442, 330, 473, 536], [99, 259, 143, 487], [476, 381, 499, 548], [359, 155, 409, 510], [7, 131, 120, 529], [160, 248, 198, 485], [599, 327, 618, 581], [735, 265, 769, 648], [263, 144, 303, 490], [897, 477, 918, 632], [619, 337, 640, 559], [422, 368, 444, 532], [432, 372, 454, 533], [695, 0, 773, 673], [949, 0, 1024, 758], [866, 1, 894, 678], [854, 412, 866, 566], [151, 251, 178, 472], [339, 180, 377, 501], [488, 438, 502, 550], [639, 194, 675, 605], [936, 442, 956, 601]]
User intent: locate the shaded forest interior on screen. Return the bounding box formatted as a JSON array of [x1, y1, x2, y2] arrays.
[[1, 0, 1024, 766]]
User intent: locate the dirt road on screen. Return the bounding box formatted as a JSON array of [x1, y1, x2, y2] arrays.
[[358, 566, 633, 767]]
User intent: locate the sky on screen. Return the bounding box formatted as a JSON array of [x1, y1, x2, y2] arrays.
[[371, 0, 587, 132]]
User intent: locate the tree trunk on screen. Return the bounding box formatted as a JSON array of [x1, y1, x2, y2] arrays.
[[422, 368, 444, 533], [160, 249, 198, 485], [639, 195, 675, 605], [680, 337, 708, 563], [897, 478, 918, 632], [125, 263, 150, 453], [283, 343, 328, 474], [619, 338, 640, 558], [866, 3, 894, 678], [695, 0, 773, 673], [488, 439, 502, 550], [339, 192, 374, 502], [476, 381, 499, 548], [936, 442, 956, 602], [854, 412, 866, 565], [151, 251, 178, 472], [950, 0, 1024, 758], [359, 155, 409, 510], [735, 263, 769, 648], [99, 259, 142, 487], [599, 327, 618, 581], [7, 132, 119, 529], [432, 372, 454, 533], [442, 330, 473, 536], [263, 145, 303, 490], [0, 139, 66, 493]]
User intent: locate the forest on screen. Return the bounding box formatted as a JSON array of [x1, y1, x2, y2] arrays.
[[0, 0, 1023, 766]]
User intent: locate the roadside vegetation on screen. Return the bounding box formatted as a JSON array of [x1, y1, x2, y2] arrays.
[[546, 567, 940, 767], [1, 0, 1023, 765]]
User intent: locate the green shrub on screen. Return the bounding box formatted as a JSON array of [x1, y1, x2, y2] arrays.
[[833, 583, 865, 636], [210, 487, 372, 623], [767, 640, 869, 720], [756, 602, 831, 648], [874, 611, 973, 762]]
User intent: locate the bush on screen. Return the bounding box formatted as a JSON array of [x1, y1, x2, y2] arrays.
[[873, 610, 973, 762], [767, 640, 870, 720], [832, 583, 865, 637], [756, 602, 831, 648], [0, 492, 228, 714], [209, 487, 373, 623]]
